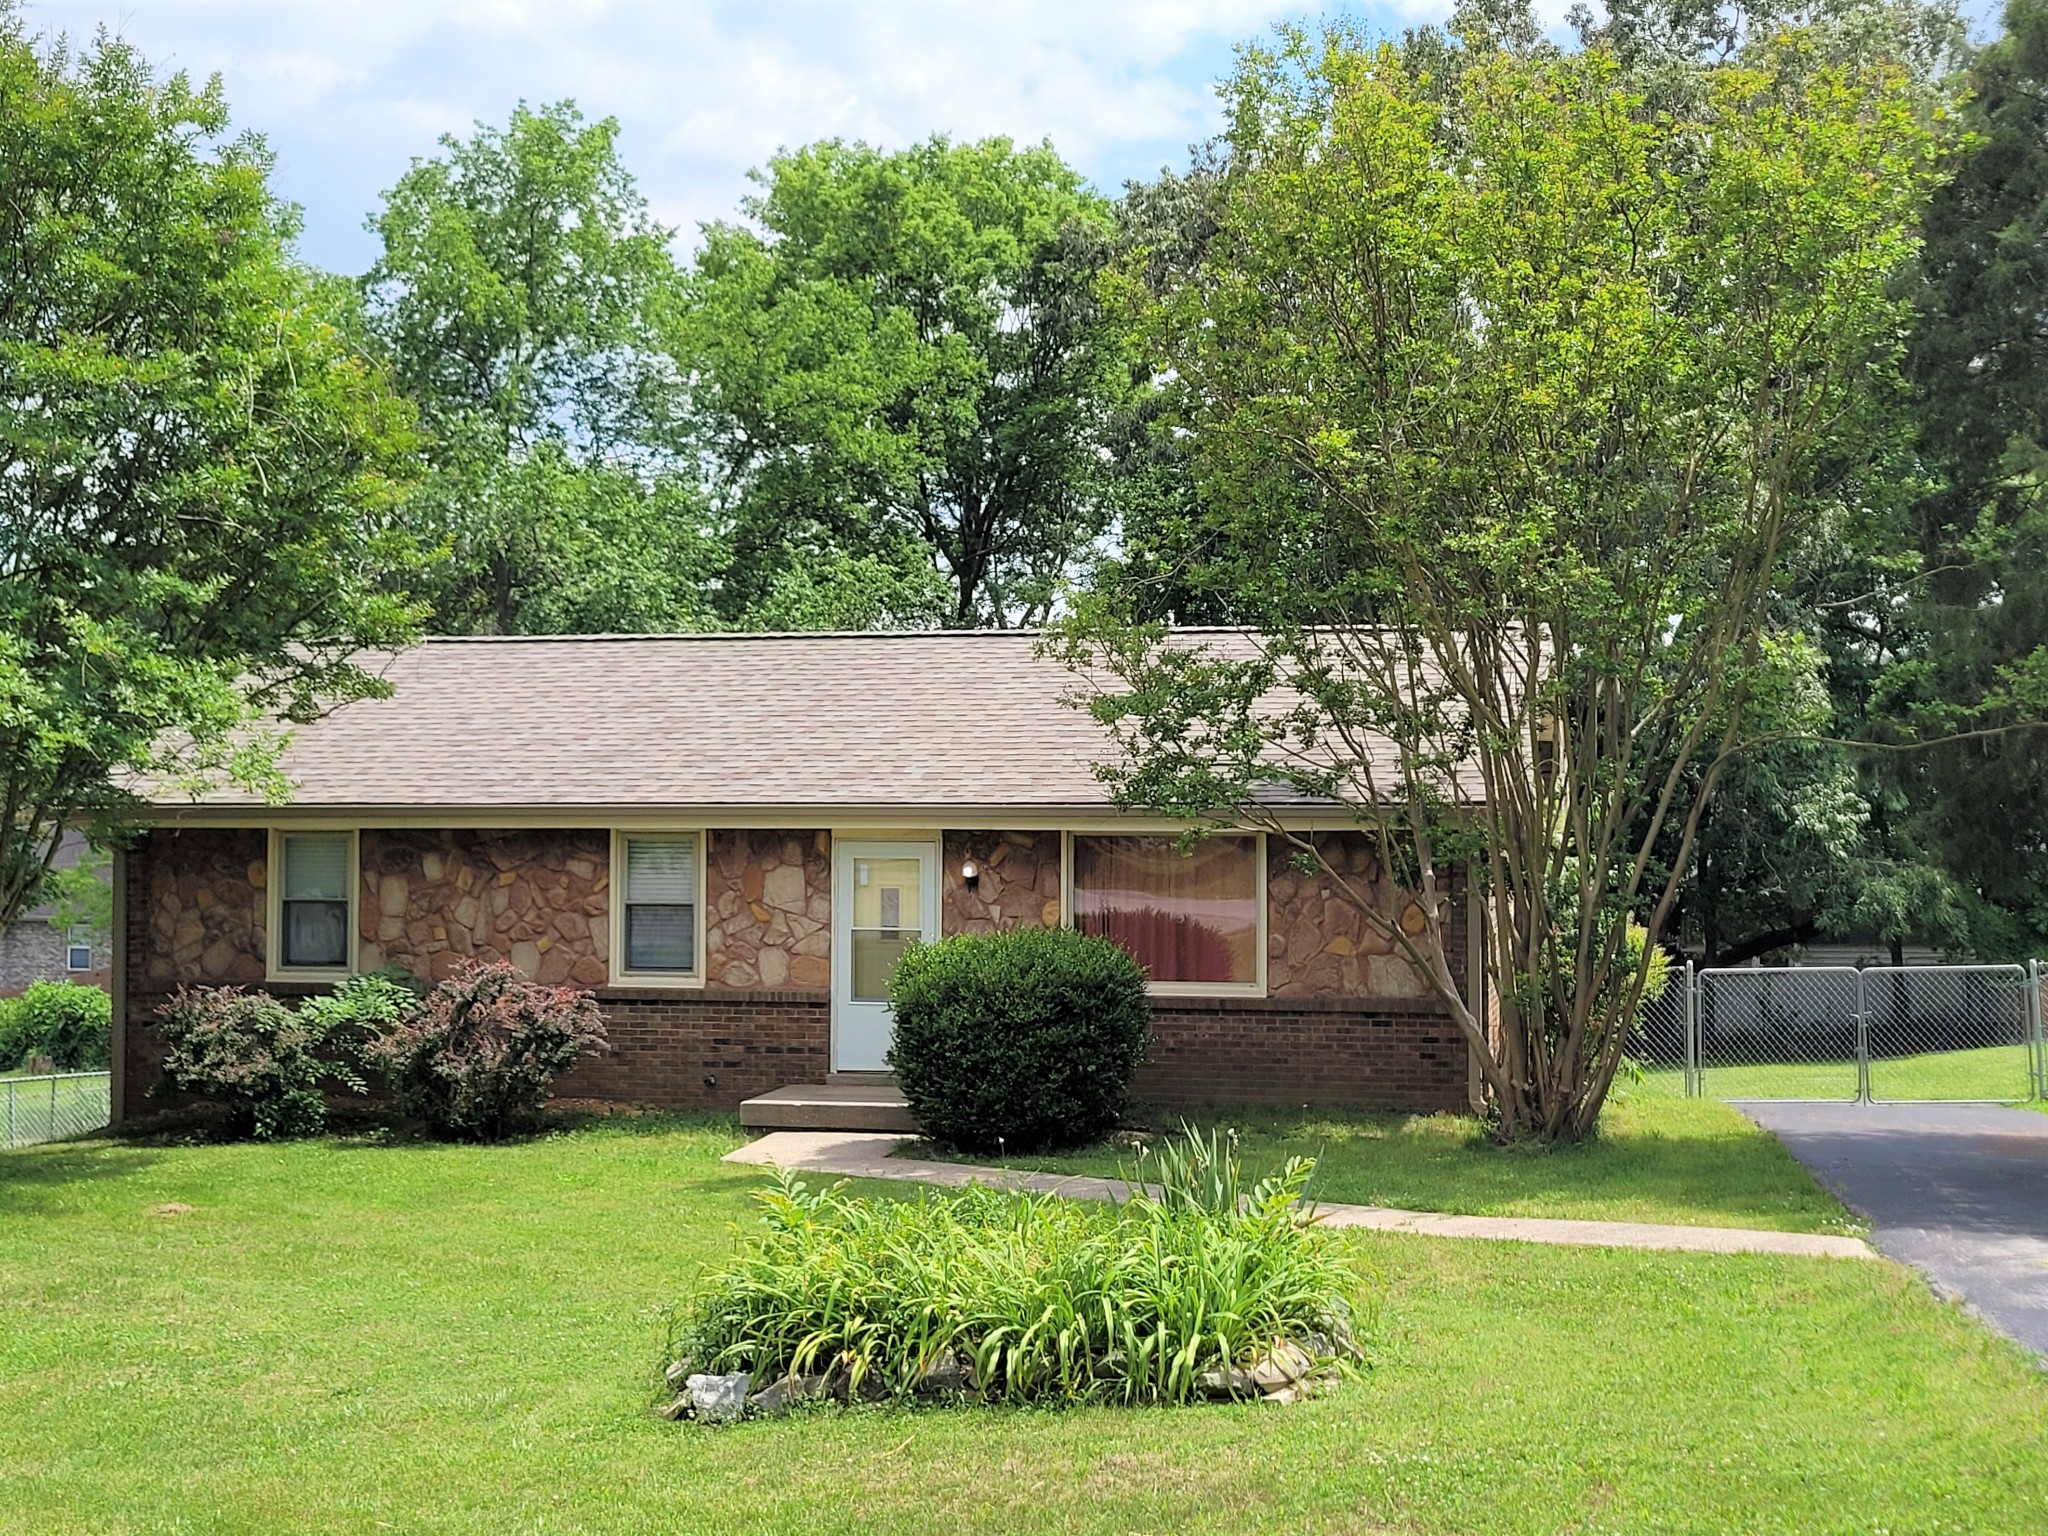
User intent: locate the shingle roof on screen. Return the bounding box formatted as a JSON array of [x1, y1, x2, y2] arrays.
[[158, 631, 1152, 815]]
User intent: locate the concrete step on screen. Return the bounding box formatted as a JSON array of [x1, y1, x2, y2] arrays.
[[739, 1082, 920, 1134]]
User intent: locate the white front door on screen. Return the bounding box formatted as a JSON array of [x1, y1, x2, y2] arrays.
[[832, 839, 939, 1072]]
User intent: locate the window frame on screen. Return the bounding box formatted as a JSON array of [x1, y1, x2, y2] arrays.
[[1062, 830, 1268, 998], [265, 827, 360, 983], [608, 829, 707, 989], [65, 925, 94, 972]]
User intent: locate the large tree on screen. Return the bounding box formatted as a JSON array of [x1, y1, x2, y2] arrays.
[[0, 13, 422, 927], [1060, 22, 1946, 1141], [1888, 0, 2048, 955], [679, 136, 1127, 627], [361, 102, 713, 635]]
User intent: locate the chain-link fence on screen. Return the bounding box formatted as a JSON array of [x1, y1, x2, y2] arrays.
[[1661, 962, 2046, 1104], [2, 1071, 112, 1150]]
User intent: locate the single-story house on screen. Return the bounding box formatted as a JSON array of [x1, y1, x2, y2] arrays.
[[111, 632, 1481, 1127]]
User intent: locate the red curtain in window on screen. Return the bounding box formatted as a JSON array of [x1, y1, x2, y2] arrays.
[[1072, 836, 1258, 985]]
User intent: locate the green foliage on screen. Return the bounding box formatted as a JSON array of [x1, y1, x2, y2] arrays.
[[297, 972, 421, 1061], [887, 927, 1149, 1153], [363, 99, 676, 456], [0, 979, 109, 1072], [1065, 22, 1948, 1142], [680, 135, 1127, 626], [361, 100, 711, 636], [403, 445, 723, 636], [154, 986, 361, 1140], [1886, 0, 2048, 954], [0, 15, 425, 930], [668, 1138, 1366, 1407], [362, 959, 606, 1140]]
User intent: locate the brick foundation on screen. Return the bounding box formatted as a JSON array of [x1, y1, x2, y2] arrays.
[[555, 989, 831, 1109], [1137, 998, 1469, 1114]]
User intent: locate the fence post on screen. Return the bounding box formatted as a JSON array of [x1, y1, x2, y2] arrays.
[[1684, 960, 1699, 1097], [2031, 959, 2045, 1102], [5, 1080, 12, 1150], [1854, 968, 1872, 1104]]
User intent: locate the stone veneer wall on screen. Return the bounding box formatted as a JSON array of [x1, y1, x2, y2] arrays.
[[705, 830, 831, 990], [1267, 832, 1440, 1002], [358, 829, 610, 987], [942, 830, 1063, 935], [139, 827, 267, 985]]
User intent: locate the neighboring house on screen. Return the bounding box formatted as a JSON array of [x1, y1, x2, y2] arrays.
[[1, 827, 110, 998], [113, 632, 1481, 1126]]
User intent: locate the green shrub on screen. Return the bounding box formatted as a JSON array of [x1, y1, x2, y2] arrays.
[[299, 972, 421, 1058], [667, 1130, 1368, 1409], [887, 926, 1149, 1152], [155, 986, 362, 1139], [362, 959, 606, 1140], [0, 980, 111, 1071]]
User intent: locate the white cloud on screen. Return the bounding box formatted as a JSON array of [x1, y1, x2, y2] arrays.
[[21, 0, 1455, 271]]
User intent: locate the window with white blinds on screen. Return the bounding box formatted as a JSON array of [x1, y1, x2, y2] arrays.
[[622, 835, 698, 975], [279, 832, 353, 970]]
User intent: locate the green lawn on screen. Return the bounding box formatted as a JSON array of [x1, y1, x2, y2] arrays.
[[0, 1070, 110, 1150], [922, 1092, 1862, 1235], [8, 1114, 2048, 1534], [1641, 1041, 2042, 1103]]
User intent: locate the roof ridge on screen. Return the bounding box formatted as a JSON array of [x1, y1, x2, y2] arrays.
[[416, 626, 1254, 645]]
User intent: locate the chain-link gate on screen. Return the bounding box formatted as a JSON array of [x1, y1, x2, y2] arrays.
[[1679, 962, 2045, 1104]]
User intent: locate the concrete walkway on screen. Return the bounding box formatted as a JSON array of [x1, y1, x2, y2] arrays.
[[725, 1131, 1875, 1261], [1739, 1101, 2048, 1357]]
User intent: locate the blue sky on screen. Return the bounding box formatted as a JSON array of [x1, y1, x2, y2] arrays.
[[19, 0, 1415, 274], [23, 2, 2006, 277]]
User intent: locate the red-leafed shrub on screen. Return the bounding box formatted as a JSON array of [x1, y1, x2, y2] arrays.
[[364, 960, 607, 1140], [155, 985, 360, 1139]]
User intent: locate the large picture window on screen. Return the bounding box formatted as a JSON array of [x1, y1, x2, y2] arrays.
[[278, 832, 353, 971], [1071, 835, 1261, 988], [620, 834, 699, 977]]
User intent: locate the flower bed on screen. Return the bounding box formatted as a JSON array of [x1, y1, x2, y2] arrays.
[[660, 1130, 1368, 1420]]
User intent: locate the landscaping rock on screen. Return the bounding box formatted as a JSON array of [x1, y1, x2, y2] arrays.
[[1249, 1340, 1314, 1392], [685, 1372, 752, 1423], [663, 1358, 694, 1392], [654, 1395, 690, 1421], [1197, 1364, 1256, 1399], [747, 1374, 830, 1418], [916, 1352, 970, 1395], [1261, 1382, 1310, 1406]]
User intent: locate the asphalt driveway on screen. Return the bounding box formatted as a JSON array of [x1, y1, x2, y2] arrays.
[[1740, 1101, 2048, 1360]]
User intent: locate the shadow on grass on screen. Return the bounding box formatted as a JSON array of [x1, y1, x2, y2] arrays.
[[0, 1138, 164, 1203]]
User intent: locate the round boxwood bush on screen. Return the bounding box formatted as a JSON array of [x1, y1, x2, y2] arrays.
[[0, 979, 111, 1072], [887, 927, 1149, 1153]]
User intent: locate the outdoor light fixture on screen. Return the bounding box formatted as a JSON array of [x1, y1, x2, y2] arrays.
[[961, 860, 980, 889]]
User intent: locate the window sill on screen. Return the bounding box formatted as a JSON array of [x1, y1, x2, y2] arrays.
[[266, 966, 353, 985], [605, 971, 706, 991], [1144, 981, 1268, 1000]]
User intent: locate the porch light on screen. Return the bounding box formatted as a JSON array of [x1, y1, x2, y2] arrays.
[[961, 860, 980, 888]]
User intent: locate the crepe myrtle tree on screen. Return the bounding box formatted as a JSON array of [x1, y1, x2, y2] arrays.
[[1054, 25, 1947, 1142], [0, 14, 423, 930]]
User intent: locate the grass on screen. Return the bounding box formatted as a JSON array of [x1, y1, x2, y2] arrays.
[[0, 1069, 110, 1150], [8, 1113, 2048, 1534], [1647, 1041, 2042, 1103], [919, 1091, 1863, 1235]]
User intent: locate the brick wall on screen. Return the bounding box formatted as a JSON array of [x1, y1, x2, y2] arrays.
[[1139, 998, 1469, 1113], [554, 988, 832, 1108]]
